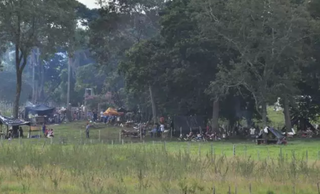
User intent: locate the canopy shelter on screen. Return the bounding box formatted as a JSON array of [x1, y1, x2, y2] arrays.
[[0, 115, 31, 138], [25, 104, 55, 119], [256, 127, 287, 145], [104, 108, 124, 116]]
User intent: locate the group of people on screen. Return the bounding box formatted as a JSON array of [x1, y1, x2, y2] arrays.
[[149, 122, 169, 138], [42, 124, 54, 138]]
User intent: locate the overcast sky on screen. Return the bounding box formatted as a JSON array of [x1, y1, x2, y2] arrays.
[[77, 0, 100, 9]]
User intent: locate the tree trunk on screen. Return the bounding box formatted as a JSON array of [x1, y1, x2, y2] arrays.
[[67, 57, 72, 107], [149, 85, 157, 124], [212, 99, 219, 132], [261, 101, 267, 127], [32, 60, 35, 103], [283, 96, 292, 134], [13, 70, 22, 118]]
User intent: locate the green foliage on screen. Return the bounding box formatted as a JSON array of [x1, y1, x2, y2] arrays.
[[191, 0, 318, 123]]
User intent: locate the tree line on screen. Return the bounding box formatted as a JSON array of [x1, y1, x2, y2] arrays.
[[1, 0, 320, 132]]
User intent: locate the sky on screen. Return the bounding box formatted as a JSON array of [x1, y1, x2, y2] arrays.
[[77, 0, 100, 9]]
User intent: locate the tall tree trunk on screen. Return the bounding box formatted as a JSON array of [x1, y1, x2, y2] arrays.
[[66, 57, 72, 122], [67, 57, 72, 106], [14, 70, 22, 118], [261, 101, 267, 127], [212, 99, 219, 132], [38, 56, 45, 101], [283, 96, 292, 134], [32, 60, 35, 103], [149, 85, 157, 124], [13, 49, 27, 118]]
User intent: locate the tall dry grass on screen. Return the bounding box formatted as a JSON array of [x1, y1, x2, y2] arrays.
[[0, 142, 318, 194]]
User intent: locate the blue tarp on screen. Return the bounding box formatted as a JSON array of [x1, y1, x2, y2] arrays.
[[25, 104, 55, 118]]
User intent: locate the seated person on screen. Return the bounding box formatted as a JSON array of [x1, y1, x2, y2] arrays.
[[196, 133, 203, 140], [150, 126, 157, 137], [47, 129, 54, 138]]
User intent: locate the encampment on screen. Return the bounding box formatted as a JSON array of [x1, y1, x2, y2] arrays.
[[0, 115, 30, 138], [25, 104, 55, 119]]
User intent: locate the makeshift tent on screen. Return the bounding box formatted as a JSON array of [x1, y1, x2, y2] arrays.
[[0, 115, 31, 138], [0, 115, 31, 127], [104, 108, 123, 116], [256, 127, 287, 145], [25, 104, 55, 118], [173, 116, 206, 136]]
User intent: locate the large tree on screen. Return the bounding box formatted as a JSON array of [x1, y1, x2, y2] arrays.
[[0, 0, 77, 118], [194, 0, 316, 128]]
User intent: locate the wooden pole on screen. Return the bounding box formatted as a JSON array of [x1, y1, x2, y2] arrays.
[[233, 144, 236, 157]]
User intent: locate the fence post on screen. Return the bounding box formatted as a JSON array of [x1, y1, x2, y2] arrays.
[[280, 147, 283, 159], [293, 185, 295, 194], [210, 143, 213, 159], [119, 131, 122, 143], [98, 130, 101, 142], [317, 182, 320, 194], [306, 150, 308, 163], [198, 143, 201, 157], [233, 144, 236, 157], [228, 185, 231, 194], [249, 183, 252, 194], [18, 130, 21, 145], [212, 185, 215, 194], [235, 186, 237, 194]]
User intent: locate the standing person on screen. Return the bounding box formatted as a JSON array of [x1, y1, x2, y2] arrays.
[[86, 123, 90, 139], [100, 111, 104, 122], [42, 123, 46, 135]]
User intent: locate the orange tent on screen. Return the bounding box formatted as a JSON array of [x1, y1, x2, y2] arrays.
[[104, 108, 121, 116]]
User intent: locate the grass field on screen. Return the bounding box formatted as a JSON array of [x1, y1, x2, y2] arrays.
[[0, 122, 316, 194]]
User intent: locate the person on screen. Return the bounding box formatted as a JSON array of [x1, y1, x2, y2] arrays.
[[86, 123, 90, 138], [150, 125, 157, 137], [47, 129, 54, 138], [93, 111, 97, 122], [100, 111, 104, 122], [19, 127, 23, 137], [42, 124, 46, 134]]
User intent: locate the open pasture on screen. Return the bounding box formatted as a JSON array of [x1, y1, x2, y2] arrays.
[[0, 122, 317, 194]]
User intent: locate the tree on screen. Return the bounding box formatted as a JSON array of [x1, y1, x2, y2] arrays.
[[87, 0, 164, 118], [194, 0, 316, 128], [119, 38, 166, 123], [0, 0, 77, 118]]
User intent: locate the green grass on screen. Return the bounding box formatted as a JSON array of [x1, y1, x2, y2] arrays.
[[0, 121, 315, 193], [267, 106, 285, 128]]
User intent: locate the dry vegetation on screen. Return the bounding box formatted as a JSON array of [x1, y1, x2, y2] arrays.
[[0, 138, 319, 194]]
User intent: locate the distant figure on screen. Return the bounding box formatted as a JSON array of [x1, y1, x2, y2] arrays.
[[19, 127, 23, 137], [86, 123, 90, 138], [42, 124, 46, 134]]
